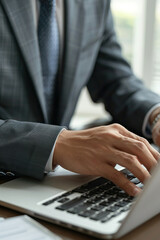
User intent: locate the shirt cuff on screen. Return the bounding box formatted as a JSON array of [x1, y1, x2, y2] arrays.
[[142, 103, 160, 138], [45, 128, 66, 172]]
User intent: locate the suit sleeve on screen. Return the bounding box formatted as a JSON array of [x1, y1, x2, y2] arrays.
[[87, 0, 160, 136], [0, 119, 63, 179]]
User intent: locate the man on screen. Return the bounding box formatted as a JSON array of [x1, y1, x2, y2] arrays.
[[0, 0, 160, 197]]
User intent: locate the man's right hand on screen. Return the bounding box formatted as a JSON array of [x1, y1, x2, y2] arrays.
[[53, 124, 160, 196]]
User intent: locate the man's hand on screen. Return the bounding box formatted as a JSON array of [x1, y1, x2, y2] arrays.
[[53, 124, 160, 196], [152, 123, 160, 146], [149, 107, 160, 146]]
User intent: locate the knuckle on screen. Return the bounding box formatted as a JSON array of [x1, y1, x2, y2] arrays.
[[121, 135, 129, 142], [95, 126, 108, 137], [143, 138, 148, 145], [98, 126, 107, 132], [106, 131, 117, 139], [135, 141, 146, 151], [127, 155, 138, 165], [139, 137, 148, 145], [112, 123, 122, 129]]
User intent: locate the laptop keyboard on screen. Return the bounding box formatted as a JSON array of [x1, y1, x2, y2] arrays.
[[42, 169, 143, 223]]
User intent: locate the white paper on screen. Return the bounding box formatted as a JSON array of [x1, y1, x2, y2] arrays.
[[0, 215, 62, 240]]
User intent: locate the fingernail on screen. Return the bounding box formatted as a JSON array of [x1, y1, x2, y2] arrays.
[[132, 187, 141, 196]]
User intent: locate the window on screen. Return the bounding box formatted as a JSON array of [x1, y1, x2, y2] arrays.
[[152, 0, 160, 93], [70, 1, 157, 129], [111, 0, 140, 65]]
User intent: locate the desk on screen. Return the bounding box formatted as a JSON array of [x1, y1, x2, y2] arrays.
[[1, 180, 160, 240]]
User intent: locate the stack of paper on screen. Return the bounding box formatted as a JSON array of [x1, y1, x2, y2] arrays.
[[0, 215, 62, 240]]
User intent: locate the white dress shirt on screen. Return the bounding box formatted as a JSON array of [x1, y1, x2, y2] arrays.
[[31, 0, 159, 172]]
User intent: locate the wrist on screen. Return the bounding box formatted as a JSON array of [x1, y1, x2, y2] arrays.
[[52, 129, 70, 166], [149, 107, 160, 129]]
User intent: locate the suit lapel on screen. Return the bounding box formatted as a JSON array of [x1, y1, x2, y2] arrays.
[[1, 0, 48, 122], [58, 0, 85, 124]]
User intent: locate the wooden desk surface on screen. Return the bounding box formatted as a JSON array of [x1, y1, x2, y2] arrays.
[[1, 180, 160, 240]]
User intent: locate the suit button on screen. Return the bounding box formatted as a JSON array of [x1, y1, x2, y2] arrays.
[[6, 172, 15, 177], [0, 171, 6, 177]]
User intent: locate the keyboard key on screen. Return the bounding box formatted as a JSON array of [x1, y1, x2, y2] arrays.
[[58, 197, 70, 203], [117, 191, 128, 198], [99, 201, 110, 206], [92, 196, 102, 202], [101, 215, 113, 223], [106, 189, 117, 195], [85, 189, 102, 198], [85, 199, 97, 204], [74, 178, 108, 193], [131, 178, 140, 184], [61, 191, 73, 197], [43, 196, 61, 206], [56, 197, 86, 211], [90, 210, 112, 221], [127, 175, 135, 180], [115, 201, 129, 207], [90, 205, 104, 211], [86, 196, 103, 204], [100, 184, 113, 191], [136, 183, 144, 189], [79, 210, 96, 218], [100, 193, 111, 199], [108, 205, 120, 211], [127, 196, 135, 201], [111, 187, 121, 194], [123, 205, 132, 211], [108, 197, 117, 202], [67, 203, 91, 214]]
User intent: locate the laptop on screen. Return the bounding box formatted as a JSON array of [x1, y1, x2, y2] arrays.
[[0, 163, 160, 239]]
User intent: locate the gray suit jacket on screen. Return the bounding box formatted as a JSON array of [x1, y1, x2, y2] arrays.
[[0, 0, 160, 179]]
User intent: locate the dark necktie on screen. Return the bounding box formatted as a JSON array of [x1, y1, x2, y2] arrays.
[[38, 0, 59, 122]]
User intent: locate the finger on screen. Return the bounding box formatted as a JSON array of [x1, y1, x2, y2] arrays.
[[102, 164, 141, 196], [115, 136, 157, 172], [112, 150, 150, 183], [117, 125, 160, 161], [127, 132, 160, 161]]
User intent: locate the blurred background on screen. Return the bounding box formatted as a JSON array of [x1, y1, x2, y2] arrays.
[[70, 0, 160, 129]]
